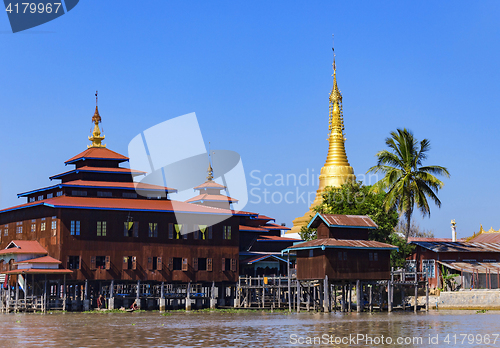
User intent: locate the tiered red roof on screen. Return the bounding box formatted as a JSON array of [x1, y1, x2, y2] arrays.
[[65, 147, 129, 164]]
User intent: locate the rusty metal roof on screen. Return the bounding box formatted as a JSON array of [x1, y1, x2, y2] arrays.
[[469, 233, 500, 243], [411, 241, 500, 253], [438, 261, 500, 273], [65, 147, 129, 164], [282, 238, 397, 254], [307, 213, 378, 229]]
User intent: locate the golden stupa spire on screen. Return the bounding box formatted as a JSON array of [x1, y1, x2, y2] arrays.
[[288, 41, 356, 235], [88, 91, 106, 148], [207, 161, 214, 181]]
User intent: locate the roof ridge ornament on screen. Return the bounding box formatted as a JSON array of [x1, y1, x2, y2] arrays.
[[88, 91, 106, 148]]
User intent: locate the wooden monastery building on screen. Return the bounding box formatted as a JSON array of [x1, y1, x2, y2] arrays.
[[0, 103, 296, 312]]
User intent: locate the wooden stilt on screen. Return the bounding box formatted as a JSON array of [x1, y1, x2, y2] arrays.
[[426, 277, 429, 311], [348, 283, 352, 312], [323, 275, 330, 313], [341, 284, 345, 312], [62, 275, 66, 311], [414, 284, 418, 313], [15, 276, 19, 312], [296, 281, 300, 313], [369, 285, 373, 312], [388, 281, 392, 313], [287, 253, 291, 312]]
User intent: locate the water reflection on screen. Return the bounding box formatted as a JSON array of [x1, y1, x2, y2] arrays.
[[0, 310, 498, 347]]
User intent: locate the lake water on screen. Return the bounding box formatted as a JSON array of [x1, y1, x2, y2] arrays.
[[0, 310, 498, 347]]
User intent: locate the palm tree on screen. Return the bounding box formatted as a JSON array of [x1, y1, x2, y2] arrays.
[[367, 128, 450, 241]]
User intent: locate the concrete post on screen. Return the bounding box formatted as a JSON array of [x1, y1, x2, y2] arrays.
[[185, 282, 191, 311], [348, 283, 352, 312], [388, 281, 392, 313], [296, 281, 300, 313], [414, 284, 418, 313], [369, 285, 373, 312], [323, 275, 330, 313]]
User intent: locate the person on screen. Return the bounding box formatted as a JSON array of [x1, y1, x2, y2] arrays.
[[97, 294, 105, 309], [130, 299, 139, 310]]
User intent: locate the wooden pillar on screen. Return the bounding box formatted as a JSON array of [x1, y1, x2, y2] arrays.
[[414, 284, 418, 313], [262, 278, 265, 308], [24, 274, 27, 311], [341, 284, 345, 312], [278, 277, 281, 309], [387, 281, 392, 313], [426, 278, 429, 311], [323, 275, 330, 313], [356, 280, 362, 313], [401, 285, 405, 311], [369, 285, 373, 312], [62, 275, 66, 311], [348, 283, 352, 312], [296, 281, 300, 313], [43, 274, 48, 312], [306, 283, 310, 311], [287, 253, 291, 312], [333, 285, 337, 312], [15, 276, 19, 312]]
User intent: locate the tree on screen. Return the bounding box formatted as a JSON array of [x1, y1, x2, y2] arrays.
[[395, 220, 434, 238], [367, 128, 449, 241], [299, 181, 399, 243]]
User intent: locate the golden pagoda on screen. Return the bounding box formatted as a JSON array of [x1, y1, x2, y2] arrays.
[[288, 46, 356, 235], [88, 91, 106, 148]]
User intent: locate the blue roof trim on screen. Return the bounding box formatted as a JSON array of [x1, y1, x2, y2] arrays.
[[281, 244, 398, 255], [50, 169, 144, 180], [306, 212, 377, 229], [18, 185, 63, 198], [64, 157, 129, 165]]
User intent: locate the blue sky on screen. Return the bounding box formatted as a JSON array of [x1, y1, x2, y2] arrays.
[[1, 1, 499, 239]]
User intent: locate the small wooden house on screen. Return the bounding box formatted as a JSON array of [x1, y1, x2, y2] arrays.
[[283, 213, 397, 281]]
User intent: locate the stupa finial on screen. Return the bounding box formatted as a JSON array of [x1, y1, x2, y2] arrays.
[[88, 91, 106, 148]]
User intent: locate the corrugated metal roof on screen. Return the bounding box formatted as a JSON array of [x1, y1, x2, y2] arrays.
[[469, 233, 500, 243], [263, 223, 291, 231], [286, 238, 397, 250], [308, 213, 377, 229], [438, 261, 500, 273], [408, 237, 454, 242], [193, 181, 226, 190], [411, 241, 500, 253]]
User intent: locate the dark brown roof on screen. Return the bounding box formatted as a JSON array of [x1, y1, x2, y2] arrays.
[[308, 213, 377, 229], [65, 148, 129, 163], [50, 166, 145, 180]]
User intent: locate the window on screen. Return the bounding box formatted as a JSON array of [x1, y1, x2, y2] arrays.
[[223, 226, 232, 240], [31, 223, 36, 232], [72, 190, 87, 197], [207, 258, 213, 272], [97, 221, 107, 237], [183, 230, 187, 239], [182, 258, 188, 271], [47, 193, 53, 199], [172, 257, 182, 271], [369, 253, 373, 261], [193, 258, 198, 271], [198, 258, 207, 271], [123, 192, 138, 198], [174, 224, 182, 239], [70, 221, 80, 236], [38, 195, 43, 201], [16, 226, 22, 234], [56, 191, 63, 197], [208, 226, 213, 239], [309, 250, 314, 257], [148, 223, 158, 238], [92, 256, 110, 270], [343, 252, 347, 261], [67, 256, 80, 270], [3, 229, 7, 236], [124, 221, 136, 237], [231, 259, 237, 272], [338, 252, 342, 261], [422, 259, 435, 278], [51, 220, 57, 230], [374, 253, 378, 261], [97, 191, 112, 197], [222, 258, 231, 271], [148, 257, 160, 271], [198, 225, 207, 240], [122, 256, 137, 270], [41, 222, 46, 231], [29, 197, 35, 203], [405, 260, 417, 273], [168, 223, 173, 239]]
